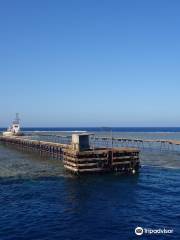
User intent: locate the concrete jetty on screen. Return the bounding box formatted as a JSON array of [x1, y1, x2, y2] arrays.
[[0, 133, 140, 174]]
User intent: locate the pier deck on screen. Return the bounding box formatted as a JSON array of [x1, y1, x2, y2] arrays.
[[0, 135, 140, 174]]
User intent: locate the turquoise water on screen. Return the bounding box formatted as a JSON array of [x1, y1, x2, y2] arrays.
[[0, 130, 180, 239]]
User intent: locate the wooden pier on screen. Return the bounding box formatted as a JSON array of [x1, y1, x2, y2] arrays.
[[0, 134, 140, 174]]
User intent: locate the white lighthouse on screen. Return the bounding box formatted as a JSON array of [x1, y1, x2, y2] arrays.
[[3, 113, 23, 136]]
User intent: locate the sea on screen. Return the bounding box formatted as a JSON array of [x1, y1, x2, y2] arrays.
[[0, 127, 180, 240]]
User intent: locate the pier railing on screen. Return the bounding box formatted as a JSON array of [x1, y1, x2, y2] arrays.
[[26, 133, 180, 152], [93, 136, 180, 152]]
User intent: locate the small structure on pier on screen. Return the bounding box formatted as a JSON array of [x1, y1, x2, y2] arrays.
[[72, 133, 92, 151]]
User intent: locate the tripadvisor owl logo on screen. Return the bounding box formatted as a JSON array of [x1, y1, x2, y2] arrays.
[[135, 227, 143, 235], [135, 226, 174, 236]]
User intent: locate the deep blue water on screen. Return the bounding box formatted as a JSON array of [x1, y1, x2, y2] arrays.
[[0, 167, 179, 240], [0, 128, 180, 239]]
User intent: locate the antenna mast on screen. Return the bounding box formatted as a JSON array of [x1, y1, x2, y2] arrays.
[[13, 113, 20, 124]]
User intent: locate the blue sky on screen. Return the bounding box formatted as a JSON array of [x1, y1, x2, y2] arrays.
[[0, 0, 180, 127]]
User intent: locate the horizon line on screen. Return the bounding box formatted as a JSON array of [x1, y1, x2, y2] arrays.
[[1, 126, 180, 129]]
